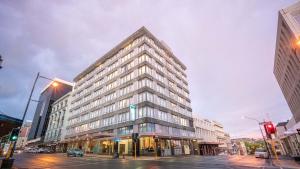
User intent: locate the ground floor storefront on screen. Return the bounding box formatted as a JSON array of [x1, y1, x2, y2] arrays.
[[66, 135, 194, 157], [281, 134, 300, 160], [198, 144, 218, 156]]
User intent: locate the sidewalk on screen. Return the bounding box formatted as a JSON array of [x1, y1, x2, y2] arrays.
[[273, 159, 300, 169], [84, 153, 179, 161]]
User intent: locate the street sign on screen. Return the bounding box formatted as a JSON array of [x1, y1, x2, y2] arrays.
[[129, 104, 136, 109], [129, 104, 136, 120]]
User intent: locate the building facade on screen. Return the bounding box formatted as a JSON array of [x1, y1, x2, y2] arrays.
[[274, 1, 300, 160], [27, 79, 73, 145], [276, 118, 300, 159], [193, 117, 218, 155], [193, 116, 231, 155], [44, 92, 72, 152], [274, 1, 300, 123], [16, 121, 32, 149], [65, 27, 195, 156], [213, 121, 228, 151]]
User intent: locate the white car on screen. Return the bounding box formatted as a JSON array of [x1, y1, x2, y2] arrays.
[[254, 148, 269, 158]]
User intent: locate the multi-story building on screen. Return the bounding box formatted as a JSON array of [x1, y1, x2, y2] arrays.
[[193, 117, 218, 155], [213, 121, 227, 150], [65, 27, 195, 156], [27, 79, 73, 146], [44, 92, 72, 152], [276, 118, 300, 159], [16, 121, 32, 149], [274, 1, 300, 123], [193, 116, 231, 155]]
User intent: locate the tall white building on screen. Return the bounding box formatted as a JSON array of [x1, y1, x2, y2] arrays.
[[274, 1, 300, 123], [44, 91, 72, 152], [65, 27, 195, 156], [274, 1, 300, 160]]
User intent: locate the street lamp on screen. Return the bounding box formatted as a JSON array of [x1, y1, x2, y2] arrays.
[[242, 116, 271, 159], [0, 55, 3, 69], [20, 73, 58, 123], [11, 73, 58, 157], [295, 37, 300, 47]]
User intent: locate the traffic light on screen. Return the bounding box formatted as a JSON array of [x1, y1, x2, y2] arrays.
[[264, 122, 276, 139], [9, 128, 20, 141], [132, 133, 139, 143]]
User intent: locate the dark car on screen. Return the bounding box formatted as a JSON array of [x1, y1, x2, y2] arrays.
[[67, 149, 84, 157]]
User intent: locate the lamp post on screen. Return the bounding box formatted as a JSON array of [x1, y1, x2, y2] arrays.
[[21, 73, 58, 123], [242, 116, 271, 159], [10, 73, 58, 157], [0, 55, 3, 69]]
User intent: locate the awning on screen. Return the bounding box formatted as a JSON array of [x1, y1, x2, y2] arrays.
[[26, 137, 41, 144], [283, 121, 300, 137]]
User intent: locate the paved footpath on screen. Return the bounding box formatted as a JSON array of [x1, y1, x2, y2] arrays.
[[9, 153, 300, 169]]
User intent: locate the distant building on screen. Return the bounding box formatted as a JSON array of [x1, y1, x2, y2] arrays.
[[231, 140, 247, 155], [16, 121, 32, 149], [224, 133, 233, 154], [193, 116, 231, 155], [27, 78, 73, 146], [0, 113, 22, 139], [44, 92, 72, 152], [274, 1, 300, 123], [213, 121, 228, 151], [193, 117, 218, 155]]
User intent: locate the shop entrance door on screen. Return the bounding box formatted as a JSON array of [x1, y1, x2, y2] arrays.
[[120, 144, 126, 155]]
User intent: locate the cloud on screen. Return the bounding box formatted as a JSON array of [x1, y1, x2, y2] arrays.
[[0, 0, 297, 137]]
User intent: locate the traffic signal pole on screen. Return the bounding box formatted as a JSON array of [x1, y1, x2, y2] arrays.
[[134, 142, 137, 160], [258, 122, 272, 159]]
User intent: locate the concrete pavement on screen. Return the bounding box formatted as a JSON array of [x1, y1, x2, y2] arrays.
[[10, 153, 300, 169]]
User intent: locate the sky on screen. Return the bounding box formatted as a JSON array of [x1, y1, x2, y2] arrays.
[[0, 0, 297, 138]]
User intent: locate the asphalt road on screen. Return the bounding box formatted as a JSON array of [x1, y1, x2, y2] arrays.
[[10, 153, 300, 169]]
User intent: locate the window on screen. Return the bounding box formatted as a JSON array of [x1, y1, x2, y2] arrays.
[[138, 78, 153, 89], [139, 123, 155, 132], [106, 80, 117, 91], [119, 97, 133, 109], [118, 112, 130, 123], [120, 71, 135, 84], [119, 84, 133, 96], [138, 92, 153, 102], [156, 97, 166, 107], [117, 126, 133, 135], [138, 65, 152, 75]]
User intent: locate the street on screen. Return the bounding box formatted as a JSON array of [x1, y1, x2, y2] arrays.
[[11, 153, 300, 169]]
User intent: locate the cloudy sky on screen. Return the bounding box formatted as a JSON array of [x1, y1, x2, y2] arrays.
[[0, 0, 297, 138]]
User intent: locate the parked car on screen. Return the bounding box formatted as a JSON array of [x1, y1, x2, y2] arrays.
[[28, 148, 39, 153], [15, 149, 22, 154], [254, 148, 269, 158], [43, 148, 54, 153], [67, 149, 84, 157], [37, 148, 53, 153]]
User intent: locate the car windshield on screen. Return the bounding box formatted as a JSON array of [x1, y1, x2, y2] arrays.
[[255, 148, 266, 152]]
